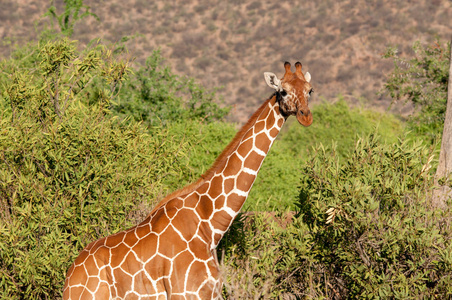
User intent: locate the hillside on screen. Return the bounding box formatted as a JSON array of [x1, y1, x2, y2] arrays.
[[1, 0, 451, 122]]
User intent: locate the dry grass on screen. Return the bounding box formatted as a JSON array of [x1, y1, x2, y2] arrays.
[[2, 0, 451, 122]]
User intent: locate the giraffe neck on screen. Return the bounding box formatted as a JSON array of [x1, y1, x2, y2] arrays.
[[198, 94, 285, 248]]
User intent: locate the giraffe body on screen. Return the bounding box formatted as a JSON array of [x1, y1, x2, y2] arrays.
[[64, 62, 313, 299]]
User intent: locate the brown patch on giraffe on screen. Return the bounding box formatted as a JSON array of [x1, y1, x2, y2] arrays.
[[241, 126, 254, 142], [228, 193, 247, 212], [186, 261, 209, 291], [165, 205, 179, 219], [133, 270, 157, 295], [135, 225, 151, 242], [214, 195, 225, 209], [121, 251, 143, 275], [188, 237, 210, 260], [198, 280, 217, 299], [145, 254, 171, 280], [254, 119, 266, 133], [67, 287, 85, 299], [68, 265, 88, 286], [208, 175, 223, 199], [224, 177, 235, 195], [125, 293, 139, 300], [255, 132, 271, 153], [158, 226, 188, 257], [184, 193, 198, 208], [110, 243, 130, 268], [237, 138, 253, 159], [85, 276, 100, 293], [243, 150, 264, 170], [207, 258, 220, 278], [170, 250, 194, 292], [236, 171, 256, 192], [80, 288, 94, 300], [113, 268, 133, 298], [89, 238, 106, 254], [266, 110, 275, 130], [197, 182, 209, 194], [269, 127, 279, 138], [199, 220, 213, 240], [134, 233, 158, 262], [99, 265, 113, 296], [210, 210, 232, 231], [84, 255, 99, 276], [74, 249, 89, 264], [105, 231, 125, 247], [278, 118, 284, 128], [125, 293, 142, 300], [171, 209, 200, 241], [123, 230, 139, 248], [197, 195, 214, 220], [151, 209, 171, 233], [214, 233, 222, 245], [91, 247, 109, 274], [166, 198, 183, 216], [223, 153, 242, 177]]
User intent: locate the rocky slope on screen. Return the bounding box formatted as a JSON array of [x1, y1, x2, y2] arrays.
[[1, 0, 451, 122]]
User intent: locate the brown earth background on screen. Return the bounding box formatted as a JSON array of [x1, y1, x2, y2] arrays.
[[1, 0, 451, 123]]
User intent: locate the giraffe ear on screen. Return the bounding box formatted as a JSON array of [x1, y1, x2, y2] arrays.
[[264, 72, 282, 91], [305, 72, 311, 83]]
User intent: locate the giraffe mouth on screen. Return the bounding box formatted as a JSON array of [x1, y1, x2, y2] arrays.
[[296, 109, 313, 127]]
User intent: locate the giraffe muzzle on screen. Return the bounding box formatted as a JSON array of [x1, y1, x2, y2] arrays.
[[296, 109, 313, 127]]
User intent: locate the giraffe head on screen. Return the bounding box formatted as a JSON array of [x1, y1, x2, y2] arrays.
[[264, 61, 313, 126]]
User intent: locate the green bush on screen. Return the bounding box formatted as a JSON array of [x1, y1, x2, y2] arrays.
[[221, 211, 317, 299], [297, 134, 452, 298], [0, 109, 193, 299], [0, 38, 197, 299], [115, 50, 230, 126], [222, 134, 452, 298], [165, 120, 236, 181], [383, 40, 450, 143]]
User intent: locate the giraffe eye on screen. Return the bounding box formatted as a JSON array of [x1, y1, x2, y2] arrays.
[[309, 88, 314, 96], [280, 90, 287, 97]]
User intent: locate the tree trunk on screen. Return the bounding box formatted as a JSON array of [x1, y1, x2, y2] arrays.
[[432, 40, 452, 208]]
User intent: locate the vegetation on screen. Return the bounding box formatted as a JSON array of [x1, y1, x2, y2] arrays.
[[115, 50, 229, 127], [383, 40, 451, 143], [222, 136, 452, 298], [0, 35, 228, 299], [1, 1, 451, 298], [246, 99, 403, 211]]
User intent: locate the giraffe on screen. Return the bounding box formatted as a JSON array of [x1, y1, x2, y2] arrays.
[[63, 61, 314, 299]]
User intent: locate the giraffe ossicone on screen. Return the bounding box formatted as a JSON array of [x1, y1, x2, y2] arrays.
[[63, 61, 314, 299]]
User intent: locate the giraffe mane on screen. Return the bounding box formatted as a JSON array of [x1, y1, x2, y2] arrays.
[[148, 94, 276, 216]]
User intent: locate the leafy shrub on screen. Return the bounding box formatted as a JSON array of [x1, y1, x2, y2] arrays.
[[0, 38, 197, 299], [1, 37, 131, 119], [0, 109, 192, 299], [222, 134, 452, 298], [43, 0, 99, 37], [382, 40, 450, 143], [221, 212, 318, 299], [115, 50, 230, 126], [297, 134, 452, 298], [165, 120, 236, 180]]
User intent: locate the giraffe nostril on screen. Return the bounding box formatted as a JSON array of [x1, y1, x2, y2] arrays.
[[299, 110, 304, 116]]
